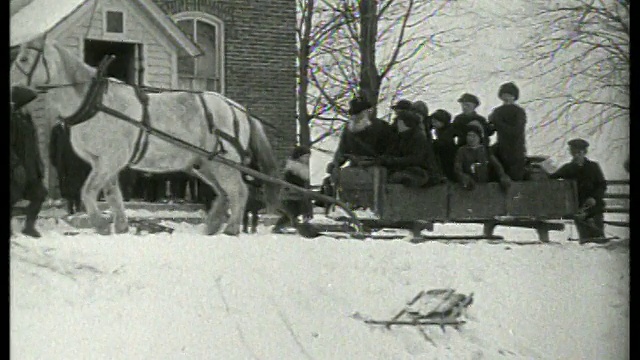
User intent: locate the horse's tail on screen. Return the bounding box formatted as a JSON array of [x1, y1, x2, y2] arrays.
[[248, 116, 280, 213]]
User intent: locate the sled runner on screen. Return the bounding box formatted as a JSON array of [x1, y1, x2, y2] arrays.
[[353, 289, 474, 344]]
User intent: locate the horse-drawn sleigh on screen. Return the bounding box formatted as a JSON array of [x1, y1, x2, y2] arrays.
[[10, 36, 580, 242]]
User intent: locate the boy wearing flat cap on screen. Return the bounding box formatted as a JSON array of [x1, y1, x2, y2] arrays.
[[11, 85, 48, 238], [550, 139, 607, 243], [451, 93, 493, 148], [326, 96, 393, 174], [487, 82, 528, 180]]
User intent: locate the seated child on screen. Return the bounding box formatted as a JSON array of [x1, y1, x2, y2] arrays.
[[454, 124, 512, 191]]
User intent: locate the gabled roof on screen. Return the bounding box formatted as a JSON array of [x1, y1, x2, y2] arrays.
[[10, 0, 202, 58]]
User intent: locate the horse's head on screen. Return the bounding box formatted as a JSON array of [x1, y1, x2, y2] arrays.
[[10, 36, 52, 88]]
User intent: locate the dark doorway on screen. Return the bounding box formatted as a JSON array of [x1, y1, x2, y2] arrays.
[[84, 39, 137, 84]]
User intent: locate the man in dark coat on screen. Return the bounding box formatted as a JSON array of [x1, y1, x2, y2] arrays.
[[487, 82, 528, 181], [451, 93, 493, 147], [550, 139, 607, 244], [379, 103, 430, 187], [49, 119, 92, 214], [430, 109, 458, 181], [10, 85, 48, 238], [326, 96, 393, 175]]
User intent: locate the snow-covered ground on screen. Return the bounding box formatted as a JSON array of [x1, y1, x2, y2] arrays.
[[11, 214, 629, 360]]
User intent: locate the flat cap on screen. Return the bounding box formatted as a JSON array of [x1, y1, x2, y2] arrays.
[[457, 93, 480, 107], [568, 138, 589, 149]]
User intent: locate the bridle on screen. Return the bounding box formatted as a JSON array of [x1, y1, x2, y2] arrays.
[[13, 44, 88, 92], [13, 45, 50, 87]]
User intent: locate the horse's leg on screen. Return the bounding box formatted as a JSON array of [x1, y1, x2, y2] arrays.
[[191, 165, 229, 235], [103, 174, 129, 234], [81, 166, 115, 235], [211, 165, 248, 236]]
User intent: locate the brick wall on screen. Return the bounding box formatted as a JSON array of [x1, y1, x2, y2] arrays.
[[153, 0, 298, 167]]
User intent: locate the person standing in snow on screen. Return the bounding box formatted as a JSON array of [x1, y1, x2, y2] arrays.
[[10, 85, 48, 238], [273, 146, 313, 233], [487, 82, 528, 181], [49, 118, 92, 215], [550, 139, 607, 244]]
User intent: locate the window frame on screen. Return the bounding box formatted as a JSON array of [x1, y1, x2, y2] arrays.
[[172, 12, 225, 94], [103, 8, 126, 35]]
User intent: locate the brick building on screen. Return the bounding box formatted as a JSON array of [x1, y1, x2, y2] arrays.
[[11, 0, 297, 195]]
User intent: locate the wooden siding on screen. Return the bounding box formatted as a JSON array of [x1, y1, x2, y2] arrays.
[[37, 0, 177, 196]]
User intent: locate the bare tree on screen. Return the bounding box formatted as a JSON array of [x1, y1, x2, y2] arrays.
[[516, 0, 629, 148], [302, 0, 458, 147]]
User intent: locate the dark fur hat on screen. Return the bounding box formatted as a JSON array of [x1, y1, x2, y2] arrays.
[[498, 82, 520, 100], [391, 99, 413, 112], [430, 109, 452, 125], [412, 101, 429, 118]]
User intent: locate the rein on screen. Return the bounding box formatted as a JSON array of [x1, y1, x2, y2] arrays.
[[60, 55, 251, 165]]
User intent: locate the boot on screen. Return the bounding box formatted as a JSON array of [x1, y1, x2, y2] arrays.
[[22, 221, 42, 238]]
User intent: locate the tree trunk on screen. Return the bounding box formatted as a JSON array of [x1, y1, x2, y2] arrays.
[[297, 0, 315, 148], [359, 0, 380, 116]]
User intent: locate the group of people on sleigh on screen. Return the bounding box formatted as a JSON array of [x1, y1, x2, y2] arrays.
[[320, 81, 609, 243]]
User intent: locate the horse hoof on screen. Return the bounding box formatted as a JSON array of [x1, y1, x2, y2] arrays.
[[115, 223, 129, 234], [96, 226, 112, 236]]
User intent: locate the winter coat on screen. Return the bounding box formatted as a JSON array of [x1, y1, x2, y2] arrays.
[[49, 123, 92, 199], [451, 112, 493, 147], [550, 158, 607, 216], [333, 118, 393, 166], [454, 144, 507, 184], [433, 124, 458, 181], [280, 159, 313, 217], [11, 109, 44, 183], [488, 104, 527, 180], [381, 127, 429, 172]]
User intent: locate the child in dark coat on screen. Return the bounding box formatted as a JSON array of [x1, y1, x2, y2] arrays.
[[454, 124, 511, 191], [550, 139, 607, 243], [488, 82, 528, 181], [272, 146, 312, 233], [451, 93, 494, 147], [430, 109, 457, 181]]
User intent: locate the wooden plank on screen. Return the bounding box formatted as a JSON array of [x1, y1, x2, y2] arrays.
[[604, 193, 629, 199], [604, 208, 630, 214], [604, 220, 630, 227], [448, 183, 507, 220], [506, 180, 578, 218], [606, 180, 630, 186], [382, 184, 448, 222]]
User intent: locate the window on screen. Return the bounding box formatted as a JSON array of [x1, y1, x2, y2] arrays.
[[105, 11, 124, 33], [174, 13, 224, 93]]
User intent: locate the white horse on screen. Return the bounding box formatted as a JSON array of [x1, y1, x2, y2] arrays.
[[10, 36, 280, 236]]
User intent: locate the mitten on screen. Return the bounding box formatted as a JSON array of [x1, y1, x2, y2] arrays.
[[583, 198, 596, 209]]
